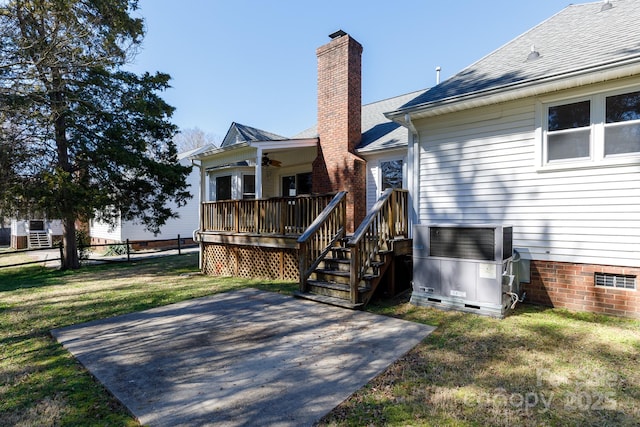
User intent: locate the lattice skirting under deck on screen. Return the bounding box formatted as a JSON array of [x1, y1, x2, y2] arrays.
[[202, 243, 299, 281]]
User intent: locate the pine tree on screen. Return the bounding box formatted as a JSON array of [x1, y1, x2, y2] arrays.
[[0, 0, 190, 269]]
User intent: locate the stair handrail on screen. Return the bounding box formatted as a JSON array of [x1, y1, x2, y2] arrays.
[[347, 189, 409, 303], [297, 191, 347, 292]]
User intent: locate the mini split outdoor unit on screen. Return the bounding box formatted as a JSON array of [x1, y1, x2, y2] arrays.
[[411, 224, 521, 318]]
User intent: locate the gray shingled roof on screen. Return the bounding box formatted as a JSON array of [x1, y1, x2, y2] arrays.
[[221, 122, 287, 147], [357, 90, 427, 152], [395, 0, 640, 112], [293, 89, 427, 152]]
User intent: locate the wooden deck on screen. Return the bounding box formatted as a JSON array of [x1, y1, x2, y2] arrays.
[[195, 190, 412, 308], [195, 194, 337, 281], [200, 194, 334, 236]]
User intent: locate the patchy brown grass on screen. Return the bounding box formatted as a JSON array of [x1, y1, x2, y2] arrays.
[[318, 293, 640, 426], [2, 254, 639, 426], [0, 253, 296, 426]]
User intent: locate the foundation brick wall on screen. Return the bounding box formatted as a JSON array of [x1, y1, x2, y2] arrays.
[[525, 260, 640, 318], [312, 32, 366, 233]]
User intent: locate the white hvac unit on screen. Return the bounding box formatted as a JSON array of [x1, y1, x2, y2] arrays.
[[411, 224, 521, 318]]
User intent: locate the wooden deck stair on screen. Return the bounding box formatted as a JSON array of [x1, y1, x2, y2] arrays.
[[295, 237, 397, 309], [295, 189, 411, 309]]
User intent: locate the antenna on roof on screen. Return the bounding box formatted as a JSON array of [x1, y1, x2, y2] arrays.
[[435, 66, 441, 85], [601, 0, 613, 11]]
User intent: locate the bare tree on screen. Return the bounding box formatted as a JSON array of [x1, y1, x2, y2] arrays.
[[173, 127, 218, 153]]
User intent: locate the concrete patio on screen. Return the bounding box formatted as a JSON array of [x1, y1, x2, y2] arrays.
[[52, 288, 435, 426]]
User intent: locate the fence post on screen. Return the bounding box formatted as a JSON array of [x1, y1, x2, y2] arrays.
[[177, 234, 181, 255], [126, 239, 130, 262]]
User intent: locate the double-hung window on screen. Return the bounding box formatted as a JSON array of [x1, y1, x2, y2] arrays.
[[541, 87, 640, 168], [546, 100, 592, 162], [604, 90, 640, 156]]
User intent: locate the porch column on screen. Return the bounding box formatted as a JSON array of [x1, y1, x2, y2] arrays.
[[255, 147, 263, 199]]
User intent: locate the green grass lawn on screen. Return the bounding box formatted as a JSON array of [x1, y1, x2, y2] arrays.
[[1, 254, 639, 426], [0, 253, 296, 426]]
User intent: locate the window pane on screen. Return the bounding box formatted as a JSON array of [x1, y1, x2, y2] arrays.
[[547, 129, 590, 161], [296, 172, 312, 195], [282, 176, 295, 197], [606, 91, 640, 123], [381, 160, 403, 190], [548, 101, 591, 131], [605, 123, 640, 155], [216, 175, 232, 201], [242, 175, 255, 199]]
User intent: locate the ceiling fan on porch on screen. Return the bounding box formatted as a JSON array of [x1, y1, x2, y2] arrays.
[[261, 153, 282, 167]]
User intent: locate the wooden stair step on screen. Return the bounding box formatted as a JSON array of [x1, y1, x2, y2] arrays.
[[293, 291, 364, 310], [307, 279, 370, 293], [314, 268, 350, 278], [321, 258, 351, 272]]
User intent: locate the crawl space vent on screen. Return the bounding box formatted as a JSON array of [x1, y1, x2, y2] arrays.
[[594, 273, 636, 290]]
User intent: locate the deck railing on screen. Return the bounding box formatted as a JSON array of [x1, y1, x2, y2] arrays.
[[297, 192, 347, 291], [347, 189, 409, 304], [201, 194, 335, 235]]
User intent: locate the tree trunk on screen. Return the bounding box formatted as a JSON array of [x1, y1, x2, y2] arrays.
[[61, 216, 79, 270], [51, 68, 80, 270]]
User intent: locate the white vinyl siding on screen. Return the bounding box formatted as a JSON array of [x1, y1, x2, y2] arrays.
[[415, 97, 640, 267], [90, 155, 200, 242], [90, 217, 123, 240]]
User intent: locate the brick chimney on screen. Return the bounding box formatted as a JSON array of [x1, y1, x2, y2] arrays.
[[312, 30, 366, 233]]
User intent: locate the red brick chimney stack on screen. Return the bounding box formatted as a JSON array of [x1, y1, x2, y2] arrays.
[[312, 30, 366, 233]]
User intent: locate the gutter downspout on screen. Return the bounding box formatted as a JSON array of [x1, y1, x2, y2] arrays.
[[404, 114, 419, 237], [191, 158, 204, 271]]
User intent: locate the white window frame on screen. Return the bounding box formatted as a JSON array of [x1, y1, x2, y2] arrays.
[[537, 85, 640, 171], [212, 174, 232, 201], [241, 173, 255, 200]]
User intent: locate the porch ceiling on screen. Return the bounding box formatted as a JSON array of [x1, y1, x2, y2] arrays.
[[196, 138, 318, 170]]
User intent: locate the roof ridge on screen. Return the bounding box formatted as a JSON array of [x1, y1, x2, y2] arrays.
[[361, 88, 429, 107]]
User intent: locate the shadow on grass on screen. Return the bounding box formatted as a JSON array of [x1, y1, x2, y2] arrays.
[[321, 299, 640, 426], [0, 267, 68, 292], [0, 252, 201, 292], [0, 256, 298, 426]]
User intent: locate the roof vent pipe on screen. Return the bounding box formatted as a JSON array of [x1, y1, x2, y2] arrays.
[[601, 0, 613, 11], [436, 66, 441, 84], [527, 45, 540, 61]]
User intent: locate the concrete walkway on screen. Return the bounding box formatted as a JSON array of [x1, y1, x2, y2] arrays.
[[52, 288, 435, 426]]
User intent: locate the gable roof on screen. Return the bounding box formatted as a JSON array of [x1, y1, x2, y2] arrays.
[[294, 89, 427, 153], [221, 122, 287, 147], [389, 0, 640, 119]]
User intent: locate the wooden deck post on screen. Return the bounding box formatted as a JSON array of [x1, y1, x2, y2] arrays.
[[299, 241, 308, 292], [349, 244, 359, 305]]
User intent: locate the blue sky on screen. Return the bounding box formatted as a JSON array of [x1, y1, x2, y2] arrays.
[[127, 0, 592, 142]]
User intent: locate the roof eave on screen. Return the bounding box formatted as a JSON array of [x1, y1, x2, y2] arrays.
[[190, 137, 318, 161], [387, 57, 640, 124], [189, 141, 251, 160]]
